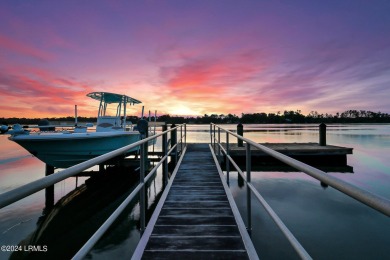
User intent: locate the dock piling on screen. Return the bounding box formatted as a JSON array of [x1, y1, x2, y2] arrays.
[[319, 123, 326, 146], [137, 119, 149, 234], [45, 164, 55, 213], [237, 123, 244, 147]]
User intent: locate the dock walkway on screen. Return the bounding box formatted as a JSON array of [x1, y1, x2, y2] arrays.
[[133, 143, 257, 259]]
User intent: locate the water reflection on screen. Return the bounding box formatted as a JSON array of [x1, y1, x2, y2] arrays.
[[230, 171, 390, 259], [1, 124, 389, 259], [6, 164, 163, 259]]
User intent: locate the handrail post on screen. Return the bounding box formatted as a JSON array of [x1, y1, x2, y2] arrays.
[[210, 123, 212, 144], [213, 124, 216, 152], [246, 142, 252, 235], [226, 132, 230, 186], [180, 124, 183, 156], [184, 123, 187, 146], [218, 127, 221, 159], [171, 124, 178, 164], [140, 141, 146, 234], [162, 124, 168, 187]]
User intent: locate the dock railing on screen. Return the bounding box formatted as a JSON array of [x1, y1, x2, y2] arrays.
[[210, 123, 390, 259], [0, 123, 187, 260]]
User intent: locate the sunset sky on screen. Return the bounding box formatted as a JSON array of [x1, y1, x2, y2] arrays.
[[1, 1, 390, 118]]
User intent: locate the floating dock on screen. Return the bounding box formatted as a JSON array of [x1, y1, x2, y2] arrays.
[[133, 143, 258, 259], [219, 142, 353, 165]]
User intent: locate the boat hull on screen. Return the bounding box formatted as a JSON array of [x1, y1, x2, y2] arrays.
[[10, 132, 142, 168]]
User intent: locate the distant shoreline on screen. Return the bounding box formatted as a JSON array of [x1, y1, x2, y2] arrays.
[[2, 111, 390, 125]]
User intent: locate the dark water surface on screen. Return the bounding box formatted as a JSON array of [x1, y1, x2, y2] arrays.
[[0, 124, 389, 259]]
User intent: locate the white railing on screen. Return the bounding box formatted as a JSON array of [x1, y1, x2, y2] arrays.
[[0, 123, 187, 259], [210, 123, 390, 259]]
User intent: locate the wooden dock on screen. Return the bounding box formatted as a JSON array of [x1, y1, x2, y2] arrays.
[[133, 143, 258, 259], [219, 142, 353, 165]]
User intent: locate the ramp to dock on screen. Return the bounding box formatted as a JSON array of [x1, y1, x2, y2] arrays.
[[132, 143, 258, 259]]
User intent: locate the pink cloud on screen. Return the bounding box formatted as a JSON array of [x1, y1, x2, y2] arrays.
[[144, 24, 275, 115], [0, 66, 97, 118], [0, 34, 54, 62], [157, 49, 268, 115]]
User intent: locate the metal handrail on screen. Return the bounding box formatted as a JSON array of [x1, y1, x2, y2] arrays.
[[0, 124, 187, 259], [211, 123, 390, 259], [210, 124, 312, 259], [73, 124, 186, 259], [220, 145, 311, 259], [0, 124, 185, 209], [73, 142, 182, 259], [211, 123, 390, 217], [208, 144, 260, 260]]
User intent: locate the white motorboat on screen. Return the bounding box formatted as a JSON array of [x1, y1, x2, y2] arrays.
[[5, 92, 153, 168]]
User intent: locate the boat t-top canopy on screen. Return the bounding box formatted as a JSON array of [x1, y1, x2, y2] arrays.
[[87, 92, 142, 105], [87, 92, 142, 119]]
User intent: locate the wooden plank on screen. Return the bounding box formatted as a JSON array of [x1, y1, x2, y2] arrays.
[[151, 225, 240, 236], [145, 237, 245, 250], [142, 250, 249, 260], [155, 216, 237, 226]]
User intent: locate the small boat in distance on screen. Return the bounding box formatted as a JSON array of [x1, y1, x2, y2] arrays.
[[5, 92, 151, 168]]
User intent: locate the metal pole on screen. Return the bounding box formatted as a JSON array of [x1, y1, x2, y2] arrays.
[[144, 122, 149, 172], [213, 124, 216, 152], [210, 123, 212, 144], [140, 136, 146, 234], [171, 124, 177, 164], [153, 110, 157, 153], [74, 105, 78, 126], [184, 124, 187, 146], [246, 143, 252, 235], [180, 125, 183, 156], [218, 127, 221, 160], [162, 124, 168, 187], [226, 133, 230, 186], [123, 98, 127, 129]]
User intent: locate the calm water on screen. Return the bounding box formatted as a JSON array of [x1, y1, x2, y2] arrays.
[[0, 124, 389, 259]]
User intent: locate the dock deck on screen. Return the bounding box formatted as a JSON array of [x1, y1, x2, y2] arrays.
[[219, 142, 352, 165], [222, 142, 352, 156], [133, 143, 257, 259]]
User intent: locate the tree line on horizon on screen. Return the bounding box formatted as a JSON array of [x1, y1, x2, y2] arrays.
[[2, 110, 390, 125]]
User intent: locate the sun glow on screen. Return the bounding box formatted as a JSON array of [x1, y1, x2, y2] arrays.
[[168, 105, 200, 116]]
